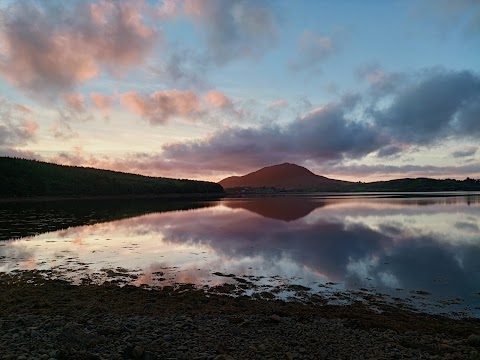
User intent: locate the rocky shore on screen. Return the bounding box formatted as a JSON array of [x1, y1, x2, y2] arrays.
[[1, 273, 479, 360]]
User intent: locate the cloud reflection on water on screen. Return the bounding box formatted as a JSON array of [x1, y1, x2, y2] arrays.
[[0, 194, 479, 313]]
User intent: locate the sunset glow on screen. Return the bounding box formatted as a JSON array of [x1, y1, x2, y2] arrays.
[[1, 0, 479, 181]]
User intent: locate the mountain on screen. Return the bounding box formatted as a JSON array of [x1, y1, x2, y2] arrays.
[[219, 162, 480, 192], [0, 157, 223, 198], [219, 163, 350, 190]]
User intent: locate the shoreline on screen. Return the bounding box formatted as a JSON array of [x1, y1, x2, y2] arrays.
[[1, 273, 479, 359], [1, 190, 480, 203], [0, 193, 225, 203]]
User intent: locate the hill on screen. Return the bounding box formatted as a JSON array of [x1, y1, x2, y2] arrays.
[[0, 157, 223, 198], [354, 177, 480, 192], [219, 163, 349, 190], [219, 163, 480, 192]]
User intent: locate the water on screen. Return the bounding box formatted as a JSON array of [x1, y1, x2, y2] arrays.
[[1, 193, 479, 317]]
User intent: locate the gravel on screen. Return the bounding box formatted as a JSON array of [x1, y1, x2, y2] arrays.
[[1, 272, 479, 360]]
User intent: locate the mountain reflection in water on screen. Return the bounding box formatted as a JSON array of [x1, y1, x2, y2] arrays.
[[0, 193, 479, 316]]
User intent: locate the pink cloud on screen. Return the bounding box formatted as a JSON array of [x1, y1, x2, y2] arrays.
[[14, 104, 33, 113], [204, 90, 233, 109], [0, 1, 159, 97], [90, 93, 115, 112], [64, 94, 86, 113], [0, 98, 39, 146], [120, 90, 202, 124], [0, 147, 41, 160], [268, 100, 287, 109], [19, 119, 38, 137]]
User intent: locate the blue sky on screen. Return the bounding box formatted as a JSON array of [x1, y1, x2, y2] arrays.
[[0, 0, 479, 181]]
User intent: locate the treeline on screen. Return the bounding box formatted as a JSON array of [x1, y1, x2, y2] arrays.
[[226, 177, 480, 193], [348, 177, 480, 192], [0, 157, 224, 198]]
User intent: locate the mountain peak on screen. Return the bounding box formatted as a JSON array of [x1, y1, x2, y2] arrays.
[[219, 163, 346, 189]]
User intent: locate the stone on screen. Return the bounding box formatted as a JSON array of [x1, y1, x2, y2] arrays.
[[269, 314, 282, 323], [143, 351, 157, 360], [319, 349, 328, 359], [467, 334, 480, 346], [163, 334, 175, 342], [132, 345, 144, 359], [216, 342, 228, 354], [214, 355, 234, 360], [284, 352, 294, 359]]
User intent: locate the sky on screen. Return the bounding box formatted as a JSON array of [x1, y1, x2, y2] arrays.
[[0, 0, 479, 182]]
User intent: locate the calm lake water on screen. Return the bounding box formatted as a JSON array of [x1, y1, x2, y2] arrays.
[[1, 193, 479, 317]]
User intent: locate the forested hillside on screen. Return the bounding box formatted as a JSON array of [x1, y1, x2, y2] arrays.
[[350, 177, 480, 192], [0, 157, 224, 197]]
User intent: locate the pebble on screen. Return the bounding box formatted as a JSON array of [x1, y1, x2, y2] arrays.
[[467, 334, 480, 346], [132, 345, 144, 359], [0, 312, 478, 360], [269, 314, 282, 322]]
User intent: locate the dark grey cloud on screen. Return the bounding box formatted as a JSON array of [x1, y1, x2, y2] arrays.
[[319, 163, 480, 179], [452, 147, 477, 158], [184, 0, 278, 65], [455, 93, 480, 133], [372, 69, 480, 144], [158, 68, 480, 174], [162, 103, 386, 171], [376, 145, 405, 158]]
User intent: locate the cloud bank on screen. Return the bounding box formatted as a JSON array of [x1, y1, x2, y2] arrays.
[[49, 67, 480, 180], [141, 68, 480, 172]]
